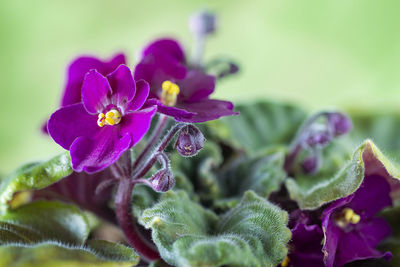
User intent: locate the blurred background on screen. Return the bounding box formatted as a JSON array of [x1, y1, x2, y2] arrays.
[[1, 0, 400, 174]]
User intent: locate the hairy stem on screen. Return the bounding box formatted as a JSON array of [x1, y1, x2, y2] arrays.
[[133, 114, 168, 170], [133, 123, 186, 179], [115, 178, 160, 261]]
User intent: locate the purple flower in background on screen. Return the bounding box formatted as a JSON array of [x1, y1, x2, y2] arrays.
[[134, 38, 238, 122], [322, 175, 392, 267], [42, 54, 126, 133], [280, 211, 324, 267], [48, 64, 156, 173]]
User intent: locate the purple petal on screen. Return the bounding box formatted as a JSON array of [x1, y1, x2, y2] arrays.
[[134, 51, 187, 98], [61, 54, 126, 107], [126, 80, 150, 111], [70, 127, 131, 173], [81, 70, 112, 114], [120, 106, 157, 146], [290, 223, 325, 267], [322, 175, 393, 267], [348, 175, 392, 219], [144, 98, 195, 121], [106, 64, 136, 109], [329, 219, 391, 267], [48, 103, 99, 150], [178, 70, 215, 102], [141, 38, 185, 63], [177, 99, 239, 123]]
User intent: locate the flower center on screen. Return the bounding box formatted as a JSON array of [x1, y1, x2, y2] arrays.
[[335, 208, 361, 228], [161, 80, 180, 106], [97, 109, 122, 127], [281, 256, 290, 267]]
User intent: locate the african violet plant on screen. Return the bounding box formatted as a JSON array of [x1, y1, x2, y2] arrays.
[[1, 10, 400, 267]]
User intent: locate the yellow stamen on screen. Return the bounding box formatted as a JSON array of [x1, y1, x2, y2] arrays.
[[161, 80, 180, 106], [281, 256, 290, 267], [97, 109, 121, 127], [336, 208, 361, 227]]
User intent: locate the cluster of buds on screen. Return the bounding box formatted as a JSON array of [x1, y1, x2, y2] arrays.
[[286, 112, 353, 174]]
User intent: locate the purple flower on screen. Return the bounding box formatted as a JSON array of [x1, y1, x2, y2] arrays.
[[322, 175, 392, 267], [48, 64, 156, 173], [134, 38, 238, 122], [42, 54, 126, 133], [280, 211, 324, 267]]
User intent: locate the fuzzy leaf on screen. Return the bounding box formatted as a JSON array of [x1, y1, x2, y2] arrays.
[[0, 201, 89, 245], [170, 141, 223, 204], [286, 140, 400, 209], [0, 240, 139, 267], [0, 201, 139, 266], [203, 101, 306, 151], [0, 153, 72, 212], [215, 147, 287, 209], [140, 190, 291, 267]]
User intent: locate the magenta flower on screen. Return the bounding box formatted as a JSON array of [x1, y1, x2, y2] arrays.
[[42, 54, 126, 133], [48, 64, 156, 173], [134, 38, 238, 122], [322, 175, 392, 267]]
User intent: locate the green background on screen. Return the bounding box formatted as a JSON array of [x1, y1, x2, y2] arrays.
[[1, 0, 400, 174]]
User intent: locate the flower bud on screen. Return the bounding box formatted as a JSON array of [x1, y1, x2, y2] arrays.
[[189, 10, 216, 35], [305, 130, 331, 148], [327, 112, 352, 136], [149, 169, 175, 192], [175, 125, 205, 157], [301, 155, 320, 174]]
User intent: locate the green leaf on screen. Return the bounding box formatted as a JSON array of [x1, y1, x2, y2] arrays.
[[140, 190, 291, 267], [215, 147, 287, 209], [203, 101, 306, 152], [0, 240, 139, 267], [286, 140, 400, 209], [0, 153, 72, 212], [0, 201, 139, 266], [170, 141, 223, 204], [0, 201, 89, 244]]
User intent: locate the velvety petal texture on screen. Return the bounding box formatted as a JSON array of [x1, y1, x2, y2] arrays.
[[322, 175, 393, 267], [42, 54, 126, 134], [134, 38, 238, 123], [48, 103, 98, 150], [48, 64, 156, 173], [81, 70, 112, 114], [107, 64, 136, 109]]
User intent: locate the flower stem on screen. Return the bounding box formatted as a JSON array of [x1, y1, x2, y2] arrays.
[[133, 114, 169, 170], [133, 123, 186, 179], [115, 178, 160, 261]]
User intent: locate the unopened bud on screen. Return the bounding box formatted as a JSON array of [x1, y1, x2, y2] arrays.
[[301, 156, 320, 174], [189, 10, 217, 35], [327, 112, 352, 136], [149, 169, 175, 192], [175, 124, 205, 157], [305, 130, 331, 147]]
